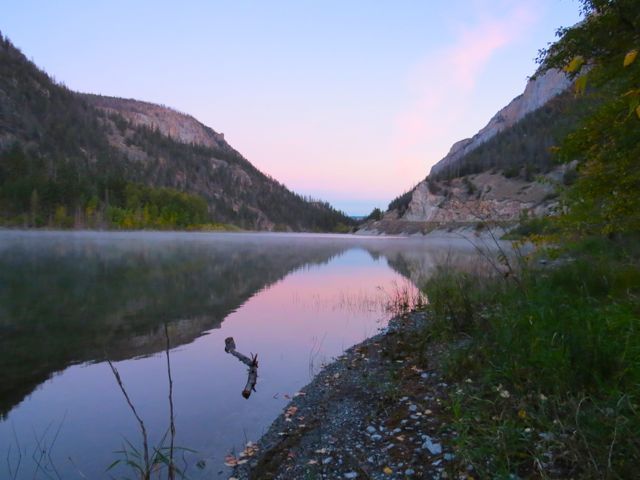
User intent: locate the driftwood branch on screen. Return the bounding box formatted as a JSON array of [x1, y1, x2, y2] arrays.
[[225, 337, 258, 399]]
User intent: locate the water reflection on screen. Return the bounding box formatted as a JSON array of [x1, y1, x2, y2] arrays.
[[0, 230, 485, 479], [0, 231, 352, 418]]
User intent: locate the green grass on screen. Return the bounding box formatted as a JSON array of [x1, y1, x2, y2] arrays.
[[421, 235, 640, 478]]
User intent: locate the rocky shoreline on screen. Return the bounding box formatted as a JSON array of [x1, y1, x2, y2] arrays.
[[231, 311, 461, 480]]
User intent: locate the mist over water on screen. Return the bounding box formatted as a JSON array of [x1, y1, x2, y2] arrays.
[[0, 230, 484, 479]]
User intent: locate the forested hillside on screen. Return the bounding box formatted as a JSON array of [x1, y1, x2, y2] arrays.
[[0, 33, 353, 231], [430, 89, 597, 181]]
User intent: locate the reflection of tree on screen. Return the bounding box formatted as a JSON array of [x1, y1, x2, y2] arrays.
[[0, 235, 347, 418]]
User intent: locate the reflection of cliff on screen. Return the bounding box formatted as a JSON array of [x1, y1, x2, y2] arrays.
[[0, 233, 347, 418], [361, 239, 492, 288]]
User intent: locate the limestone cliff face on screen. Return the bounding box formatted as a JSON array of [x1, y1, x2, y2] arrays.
[[84, 95, 229, 150], [430, 69, 571, 178], [403, 171, 560, 224], [360, 167, 570, 235]]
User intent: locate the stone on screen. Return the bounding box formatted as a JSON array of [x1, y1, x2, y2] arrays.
[[422, 436, 442, 455]]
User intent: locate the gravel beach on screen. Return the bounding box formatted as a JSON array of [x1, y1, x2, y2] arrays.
[[231, 310, 460, 480]]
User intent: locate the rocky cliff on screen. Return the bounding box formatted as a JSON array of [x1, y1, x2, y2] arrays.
[[430, 69, 571, 178], [362, 68, 580, 235], [85, 95, 229, 150], [359, 169, 566, 236]]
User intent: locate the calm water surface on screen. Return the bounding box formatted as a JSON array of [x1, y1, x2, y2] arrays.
[[0, 230, 483, 479]]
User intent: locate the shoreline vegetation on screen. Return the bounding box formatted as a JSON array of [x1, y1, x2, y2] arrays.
[[0, 177, 353, 233]]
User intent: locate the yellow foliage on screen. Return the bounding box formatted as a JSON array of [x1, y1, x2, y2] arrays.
[[623, 49, 638, 67], [574, 75, 588, 96], [564, 55, 584, 73]]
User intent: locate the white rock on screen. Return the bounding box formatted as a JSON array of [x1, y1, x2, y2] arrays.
[[422, 436, 442, 455]]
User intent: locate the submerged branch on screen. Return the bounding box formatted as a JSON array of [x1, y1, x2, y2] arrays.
[[225, 337, 259, 399]]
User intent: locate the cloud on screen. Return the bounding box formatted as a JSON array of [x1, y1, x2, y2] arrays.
[[392, 2, 539, 173]]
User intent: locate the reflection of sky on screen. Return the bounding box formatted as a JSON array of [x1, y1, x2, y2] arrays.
[[1, 1, 582, 214], [0, 247, 412, 479]]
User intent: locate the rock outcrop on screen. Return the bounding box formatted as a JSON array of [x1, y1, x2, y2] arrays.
[[430, 69, 571, 178], [84, 95, 229, 150], [403, 171, 559, 223], [361, 170, 565, 236]]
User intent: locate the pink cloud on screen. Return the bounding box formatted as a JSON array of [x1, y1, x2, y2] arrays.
[[392, 3, 538, 172]]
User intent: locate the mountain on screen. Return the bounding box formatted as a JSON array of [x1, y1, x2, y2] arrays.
[[0, 33, 354, 231], [363, 68, 595, 234], [429, 69, 571, 179]]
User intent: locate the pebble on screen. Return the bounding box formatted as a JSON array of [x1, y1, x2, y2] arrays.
[[344, 473, 358, 479], [366, 426, 377, 434], [405, 468, 415, 475], [408, 404, 418, 412], [323, 457, 333, 464], [371, 434, 382, 441], [422, 436, 442, 455]]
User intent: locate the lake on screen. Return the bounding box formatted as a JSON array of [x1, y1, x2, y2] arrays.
[[0, 230, 486, 479]]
